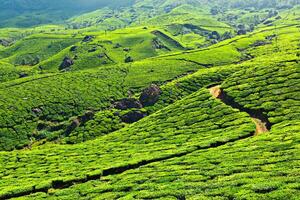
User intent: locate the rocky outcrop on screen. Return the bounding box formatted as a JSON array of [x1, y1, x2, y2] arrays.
[[82, 35, 94, 42], [70, 46, 78, 52], [125, 56, 134, 63], [152, 38, 171, 51], [65, 111, 95, 136], [113, 98, 142, 110], [120, 110, 147, 123], [59, 57, 74, 70], [250, 40, 271, 47], [123, 47, 131, 52], [139, 84, 162, 106]]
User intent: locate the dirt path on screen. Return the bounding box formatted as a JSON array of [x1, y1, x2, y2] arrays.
[[209, 86, 270, 135]]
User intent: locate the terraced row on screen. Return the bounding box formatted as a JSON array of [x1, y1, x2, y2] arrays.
[[222, 63, 300, 125], [0, 67, 126, 150], [0, 88, 254, 199], [24, 121, 299, 200], [3, 60, 299, 199]]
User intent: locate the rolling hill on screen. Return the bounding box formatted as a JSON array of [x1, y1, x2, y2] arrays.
[[0, 0, 299, 199]]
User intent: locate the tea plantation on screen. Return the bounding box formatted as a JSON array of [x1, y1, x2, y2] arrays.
[[0, 1, 299, 199]]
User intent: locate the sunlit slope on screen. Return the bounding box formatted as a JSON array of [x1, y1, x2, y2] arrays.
[[0, 22, 299, 199], [0, 50, 299, 200], [27, 121, 299, 200], [36, 27, 185, 72], [68, 3, 233, 49], [0, 33, 80, 66], [0, 57, 202, 150], [0, 87, 255, 199], [0, 21, 298, 151]]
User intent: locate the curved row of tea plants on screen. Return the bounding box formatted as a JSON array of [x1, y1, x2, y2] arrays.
[[27, 120, 299, 200], [0, 88, 255, 199]]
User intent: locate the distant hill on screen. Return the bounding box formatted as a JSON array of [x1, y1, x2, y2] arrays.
[[0, 0, 299, 27], [0, 0, 134, 27]]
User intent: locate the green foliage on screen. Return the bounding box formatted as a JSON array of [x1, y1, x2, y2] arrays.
[[0, 61, 21, 82], [0, 88, 255, 198], [0, 2, 299, 199], [0, 33, 80, 66], [16, 120, 299, 200], [36, 27, 186, 72], [65, 110, 124, 144], [0, 67, 126, 150], [0, 0, 134, 27], [222, 64, 300, 125]]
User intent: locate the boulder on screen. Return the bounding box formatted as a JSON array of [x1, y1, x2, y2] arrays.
[[32, 108, 42, 115], [139, 84, 162, 106], [113, 98, 142, 110], [65, 111, 94, 136], [70, 46, 78, 52], [121, 110, 147, 123], [123, 47, 131, 52], [125, 56, 134, 63], [82, 35, 94, 42], [113, 43, 122, 48], [19, 72, 28, 78], [59, 57, 74, 70]]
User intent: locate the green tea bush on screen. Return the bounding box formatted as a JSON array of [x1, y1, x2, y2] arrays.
[[0, 88, 254, 197]]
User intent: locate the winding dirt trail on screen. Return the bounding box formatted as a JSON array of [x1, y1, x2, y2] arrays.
[[209, 86, 270, 135]]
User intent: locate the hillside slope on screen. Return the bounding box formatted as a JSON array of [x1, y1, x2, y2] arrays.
[[0, 1, 299, 199], [0, 0, 134, 27]]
